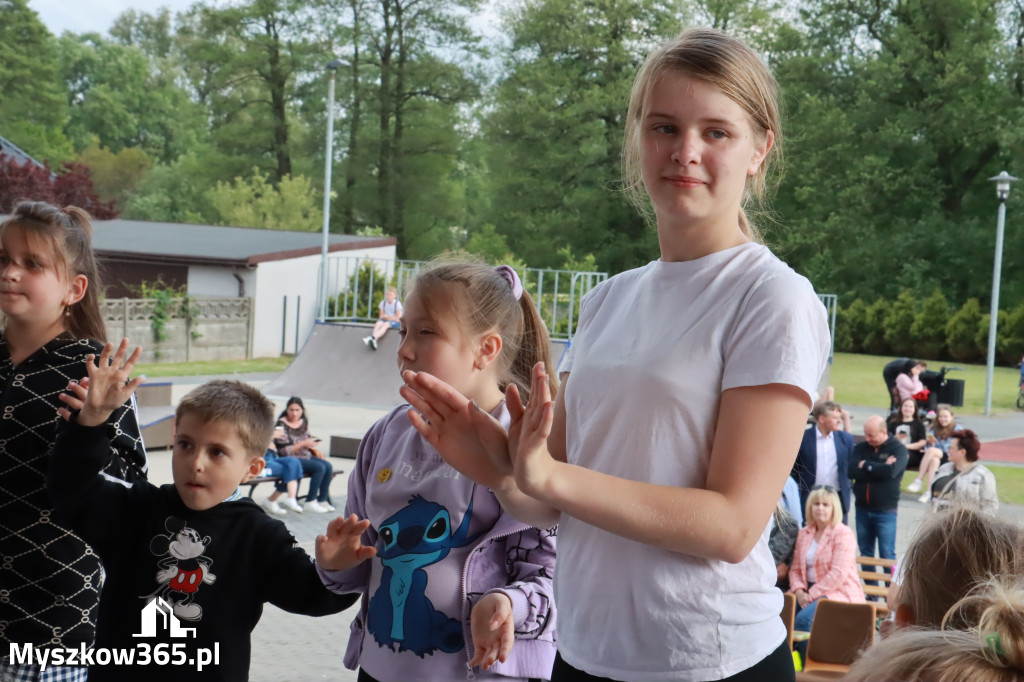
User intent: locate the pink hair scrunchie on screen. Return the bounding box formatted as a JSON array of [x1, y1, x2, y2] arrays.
[[494, 265, 523, 301]]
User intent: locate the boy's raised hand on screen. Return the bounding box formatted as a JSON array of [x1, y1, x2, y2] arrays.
[[315, 514, 377, 571], [58, 339, 144, 427], [469, 592, 515, 670]]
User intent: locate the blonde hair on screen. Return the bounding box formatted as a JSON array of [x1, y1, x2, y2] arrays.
[[621, 27, 782, 241], [804, 486, 843, 528], [898, 507, 1024, 630], [933, 403, 956, 440], [0, 201, 106, 341], [176, 380, 275, 458], [410, 258, 556, 403], [845, 578, 1024, 682]]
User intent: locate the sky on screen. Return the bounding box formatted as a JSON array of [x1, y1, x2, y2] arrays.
[[28, 0, 504, 38], [29, 0, 215, 36]]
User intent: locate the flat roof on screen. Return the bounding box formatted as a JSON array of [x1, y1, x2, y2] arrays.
[[92, 219, 396, 267]]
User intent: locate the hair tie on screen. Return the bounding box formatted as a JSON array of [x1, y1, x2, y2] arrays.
[[494, 265, 523, 301], [986, 632, 1005, 659]]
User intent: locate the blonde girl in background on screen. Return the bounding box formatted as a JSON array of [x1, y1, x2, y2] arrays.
[[403, 27, 830, 682], [316, 261, 557, 682], [907, 403, 960, 502], [0, 201, 147, 681]]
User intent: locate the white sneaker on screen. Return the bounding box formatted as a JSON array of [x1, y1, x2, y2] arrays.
[[907, 479, 923, 493], [283, 497, 304, 513], [918, 492, 932, 504], [321, 501, 336, 512], [263, 498, 286, 515], [370, 338, 378, 351], [362, 336, 373, 347], [305, 500, 329, 513]]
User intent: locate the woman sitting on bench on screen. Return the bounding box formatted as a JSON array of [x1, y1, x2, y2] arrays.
[[787, 485, 865, 632], [273, 396, 335, 513], [261, 432, 305, 514]]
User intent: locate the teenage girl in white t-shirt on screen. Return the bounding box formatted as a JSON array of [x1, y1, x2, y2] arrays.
[[402, 28, 830, 682]]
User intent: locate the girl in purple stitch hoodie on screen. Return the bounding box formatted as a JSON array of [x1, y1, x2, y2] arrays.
[[315, 261, 557, 682]]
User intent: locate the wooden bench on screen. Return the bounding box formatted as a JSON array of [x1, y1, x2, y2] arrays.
[[241, 469, 345, 499], [857, 555, 896, 618]]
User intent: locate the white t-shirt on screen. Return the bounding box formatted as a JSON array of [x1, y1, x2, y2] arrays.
[[557, 242, 831, 681]]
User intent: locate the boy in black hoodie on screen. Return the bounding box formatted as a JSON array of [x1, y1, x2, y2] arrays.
[[47, 341, 358, 681]]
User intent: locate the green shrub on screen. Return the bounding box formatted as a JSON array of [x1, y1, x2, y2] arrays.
[[910, 290, 950, 359], [833, 299, 855, 352], [946, 298, 984, 362], [883, 290, 917, 356], [1002, 303, 1024, 365], [862, 299, 891, 355], [976, 310, 1013, 364]]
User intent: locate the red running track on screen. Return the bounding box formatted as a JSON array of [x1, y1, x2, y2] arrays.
[[984, 437, 1024, 464]]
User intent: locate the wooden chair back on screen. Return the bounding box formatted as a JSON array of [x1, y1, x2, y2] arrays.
[[781, 592, 796, 651], [802, 599, 876, 676]]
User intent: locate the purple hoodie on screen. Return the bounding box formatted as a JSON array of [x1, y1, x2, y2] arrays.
[[318, 403, 557, 681]]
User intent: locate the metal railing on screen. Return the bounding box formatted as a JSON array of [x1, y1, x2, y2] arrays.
[[318, 256, 608, 340], [818, 293, 838, 359]]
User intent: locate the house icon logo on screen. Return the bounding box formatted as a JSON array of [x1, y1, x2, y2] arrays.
[[133, 597, 197, 639]]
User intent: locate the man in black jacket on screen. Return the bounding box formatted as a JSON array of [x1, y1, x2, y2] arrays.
[[848, 415, 908, 568]]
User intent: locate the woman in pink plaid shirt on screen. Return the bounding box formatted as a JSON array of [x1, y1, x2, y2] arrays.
[[787, 485, 865, 631]]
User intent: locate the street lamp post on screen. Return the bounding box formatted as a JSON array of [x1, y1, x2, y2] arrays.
[[984, 171, 1019, 416], [319, 59, 344, 319]]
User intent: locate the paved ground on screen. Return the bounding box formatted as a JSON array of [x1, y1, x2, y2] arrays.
[[141, 377, 1024, 681]]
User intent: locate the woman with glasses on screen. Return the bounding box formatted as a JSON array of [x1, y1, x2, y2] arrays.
[[787, 485, 865, 631], [929, 429, 998, 516]]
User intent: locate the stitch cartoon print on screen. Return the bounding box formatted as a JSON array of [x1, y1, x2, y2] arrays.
[[146, 517, 216, 622], [367, 495, 478, 657]]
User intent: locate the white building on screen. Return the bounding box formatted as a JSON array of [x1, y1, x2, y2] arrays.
[[92, 220, 396, 358]]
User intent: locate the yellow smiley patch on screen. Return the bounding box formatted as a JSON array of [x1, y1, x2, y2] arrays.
[[377, 468, 392, 483]]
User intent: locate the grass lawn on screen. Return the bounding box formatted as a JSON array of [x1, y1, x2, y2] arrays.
[[902, 466, 1024, 506], [829, 352, 1021, 415], [134, 356, 292, 378]]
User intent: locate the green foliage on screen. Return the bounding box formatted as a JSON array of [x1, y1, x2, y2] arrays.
[[466, 225, 516, 264], [0, 0, 71, 161], [910, 290, 950, 359], [207, 169, 323, 230], [122, 148, 221, 224], [137, 279, 202, 358], [882, 291, 917, 356], [946, 298, 984, 362], [836, 299, 867, 353], [862, 299, 890, 356], [77, 140, 153, 207], [58, 33, 203, 164], [328, 261, 394, 320]]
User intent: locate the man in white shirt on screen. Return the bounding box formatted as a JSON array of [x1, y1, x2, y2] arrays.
[[791, 400, 855, 523]]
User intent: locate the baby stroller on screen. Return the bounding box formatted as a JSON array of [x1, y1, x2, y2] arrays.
[[882, 358, 963, 418]]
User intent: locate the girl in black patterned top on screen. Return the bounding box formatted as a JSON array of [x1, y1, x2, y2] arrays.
[[0, 202, 147, 681]]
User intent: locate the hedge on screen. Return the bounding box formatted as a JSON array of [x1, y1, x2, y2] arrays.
[[836, 291, 1024, 365]]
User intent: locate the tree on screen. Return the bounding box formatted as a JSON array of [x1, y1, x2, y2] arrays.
[[78, 141, 153, 208], [207, 169, 323, 229], [770, 0, 1024, 305], [476, 0, 681, 272], [0, 0, 73, 161], [59, 32, 205, 164], [0, 154, 116, 218]]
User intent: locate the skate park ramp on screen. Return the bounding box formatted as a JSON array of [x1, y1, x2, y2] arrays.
[[262, 322, 569, 409]]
